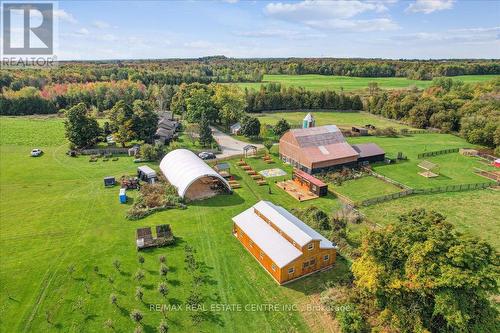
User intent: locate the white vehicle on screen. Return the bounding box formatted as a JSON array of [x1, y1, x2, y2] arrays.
[[30, 148, 43, 157]]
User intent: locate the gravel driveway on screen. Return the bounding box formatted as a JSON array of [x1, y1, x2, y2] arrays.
[[211, 127, 263, 159]]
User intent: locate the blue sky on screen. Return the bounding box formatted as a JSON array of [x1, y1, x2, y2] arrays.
[[54, 0, 499, 60]]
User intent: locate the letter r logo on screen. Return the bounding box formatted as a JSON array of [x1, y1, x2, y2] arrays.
[[2, 2, 53, 55]]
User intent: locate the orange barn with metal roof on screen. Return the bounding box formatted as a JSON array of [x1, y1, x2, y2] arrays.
[[279, 125, 360, 174]]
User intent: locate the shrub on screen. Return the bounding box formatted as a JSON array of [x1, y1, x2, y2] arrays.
[[130, 309, 143, 323], [158, 282, 168, 298], [138, 255, 145, 266], [159, 264, 168, 277], [159, 255, 166, 264], [109, 293, 117, 306], [134, 269, 145, 282], [135, 287, 144, 301], [113, 259, 121, 271], [158, 319, 169, 333], [337, 304, 368, 333]]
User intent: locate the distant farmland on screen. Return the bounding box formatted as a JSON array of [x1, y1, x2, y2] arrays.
[[236, 74, 499, 92]]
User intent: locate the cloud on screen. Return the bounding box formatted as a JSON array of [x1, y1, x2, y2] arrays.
[[406, 0, 454, 14], [305, 18, 398, 32], [264, 0, 398, 32], [391, 26, 500, 43], [236, 29, 326, 39], [265, 0, 388, 20], [75, 28, 89, 36], [53, 9, 77, 24], [183, 40, 214, 49], [92, 20, 111, 29]]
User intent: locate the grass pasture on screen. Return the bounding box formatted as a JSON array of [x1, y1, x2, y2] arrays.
[[255, 111, 412, 130], [347, 134, 495, 189], [332, 176, 402, 203], [1, 116, 498, 333], [236, 74, 499, 92], [0, 117, 349, 333]]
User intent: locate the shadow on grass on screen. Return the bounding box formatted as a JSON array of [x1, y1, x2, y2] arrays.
[[168, 279, 181, 286], [189, 192, 245, 207], [117, 305, 130, 317], [283, 257, 352, 296]]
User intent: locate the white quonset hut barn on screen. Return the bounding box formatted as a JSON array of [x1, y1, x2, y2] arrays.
[[159, 149, 232, 201]]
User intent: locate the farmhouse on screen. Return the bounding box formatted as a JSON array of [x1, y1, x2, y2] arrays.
[[155, 111, 179, 144], [159, 149, 232, 200], [279, 125, 359, 174], [232, 200, 337, 285]]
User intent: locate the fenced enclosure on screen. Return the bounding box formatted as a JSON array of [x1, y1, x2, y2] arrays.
[[360, 181, 496, 207], [80, 148, 130, 155], [417, 148, 459, 159]]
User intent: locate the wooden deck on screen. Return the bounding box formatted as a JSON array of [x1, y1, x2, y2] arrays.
[[276, 180, 318, 202]]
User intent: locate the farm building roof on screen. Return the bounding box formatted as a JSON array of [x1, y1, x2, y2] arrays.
[[351, 143, 385, 158], [138, 165, 157, 178], [232, 201, 335, 267], [294, 169, 326, 187], [290, 125, 346, 147], [280, 125, 359, 167], [159, 149, 231, 198]]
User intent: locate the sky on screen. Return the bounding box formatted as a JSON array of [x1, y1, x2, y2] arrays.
[[50, 0, 500, 60]]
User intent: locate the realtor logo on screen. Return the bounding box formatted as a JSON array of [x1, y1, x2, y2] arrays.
[[2, 1, 57, 68]]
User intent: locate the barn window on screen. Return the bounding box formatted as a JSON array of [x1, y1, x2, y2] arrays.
[[288, 267, 294, 274], [324, 255, 329, 261], [307, 243, 314, 250], [271, 264, 276, 271], [303, 261, 309, 269], [259, 251, 264, 259], [249, 241, 253, 248]]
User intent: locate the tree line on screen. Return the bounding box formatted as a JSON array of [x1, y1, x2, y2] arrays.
[[245, 83, 363, 112], [365, 77, 500, 153], [1, 57, 498, 92]]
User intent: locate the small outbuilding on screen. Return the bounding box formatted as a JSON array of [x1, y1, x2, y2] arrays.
[[104, 176, 116, 187], [230, 122, 242, 135], [159, 149, 232, 201], [292, 169, 328, 196], [137, 165, 157, 183], [303, 113, 315, 128], [351, 126, 369, 136]]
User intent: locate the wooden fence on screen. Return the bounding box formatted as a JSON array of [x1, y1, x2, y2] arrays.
[[417, 148, 459, 159], [360, 181, 495, 207], [80, 147, 130, 155], [364, 169, 411, 190]]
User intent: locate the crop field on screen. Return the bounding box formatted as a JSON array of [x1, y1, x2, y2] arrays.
[[1, 117, 498, 332], [236, 74, 499, 92], [254, 111, 412, 130]]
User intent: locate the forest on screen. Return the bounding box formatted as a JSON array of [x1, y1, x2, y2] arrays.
[[1, 57, 499, 92], [366, 77, 500, 151]]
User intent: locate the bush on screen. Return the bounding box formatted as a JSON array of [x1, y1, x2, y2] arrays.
[[273, 118, 290, 137], [337, 304, 368, 333], [130, 309, 143, 323]]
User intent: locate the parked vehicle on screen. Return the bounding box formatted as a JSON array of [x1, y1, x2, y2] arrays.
[[198, 152, 216, 160], [30, 148, 43, 157]]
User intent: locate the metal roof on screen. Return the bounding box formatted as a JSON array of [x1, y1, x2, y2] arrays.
[[290, 125, 346, 147], [232, 201, 336, 268], [137, 165, 157, 177], [159, 149, 231, 198], [351, 143, 385, 158]]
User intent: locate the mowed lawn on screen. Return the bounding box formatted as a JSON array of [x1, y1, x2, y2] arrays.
[[347, 134, 495, 189], [360, 190, 500, 250], [0, 117, 350, 333], [332, 176, 401, 203], [254, 111, 412, 130], [236, 74, 499, 92]]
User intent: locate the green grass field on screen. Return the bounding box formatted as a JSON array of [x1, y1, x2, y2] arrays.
[[1, 116, 498, 332], [255, 111, 412, 130], [236, 74, 499, 92], [347, 134, 496, 189], [360, 190, 500, 250], [0, 117, 350, 332], [332, 176, 401, 202]]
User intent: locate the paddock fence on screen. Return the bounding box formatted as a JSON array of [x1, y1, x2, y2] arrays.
[[417, 148, 459, 159], [360, 181, 496, 207]]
